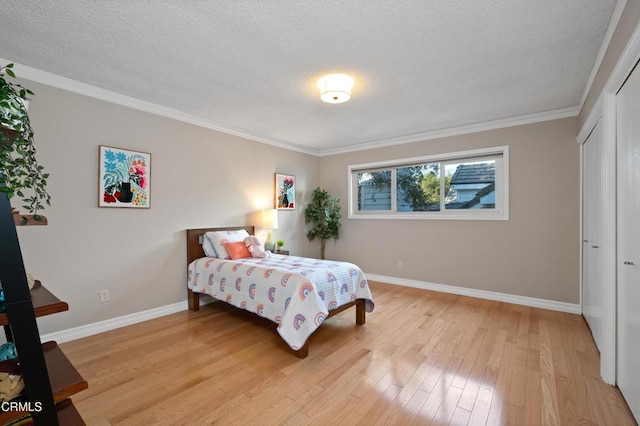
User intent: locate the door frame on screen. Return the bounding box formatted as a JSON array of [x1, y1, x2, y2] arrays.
[[577, 18, 640, 385], [578, 96, 616, 385]]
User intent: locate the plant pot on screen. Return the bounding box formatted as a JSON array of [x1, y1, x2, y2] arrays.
[[118, 182, 134, 203]]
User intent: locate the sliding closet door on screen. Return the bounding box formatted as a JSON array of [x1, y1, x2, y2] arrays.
[[582, 119, 604, 351], [617, 61, 640, 421]]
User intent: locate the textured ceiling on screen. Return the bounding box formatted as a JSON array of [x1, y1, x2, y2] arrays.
[[0, 1, 618, 154]]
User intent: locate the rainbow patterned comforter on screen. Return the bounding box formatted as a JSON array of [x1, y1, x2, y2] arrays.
[[187, 254, 375, 350]]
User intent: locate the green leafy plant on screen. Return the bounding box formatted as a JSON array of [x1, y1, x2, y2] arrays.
[[276, 240, 284, 247], [0, 63, 50, 217], [304, 187, 341, 259]]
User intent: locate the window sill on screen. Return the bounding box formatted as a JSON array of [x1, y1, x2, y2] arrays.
[[348, 212, 508, 221]]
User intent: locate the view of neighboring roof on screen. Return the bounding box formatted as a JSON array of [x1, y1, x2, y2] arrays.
[[450, 163, 495, 184], [460, 182, 496, 209]]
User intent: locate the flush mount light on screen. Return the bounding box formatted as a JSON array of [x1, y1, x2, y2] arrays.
[[317, 73, 354, 104]]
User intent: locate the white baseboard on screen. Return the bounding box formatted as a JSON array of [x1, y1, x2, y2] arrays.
[[40, 276, 580, 344], [40, 301, 189, 344], [366, 273, 582, 314]]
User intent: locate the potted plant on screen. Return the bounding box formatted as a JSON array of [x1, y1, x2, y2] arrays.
[[0, 63, 50, 222], [304, 187, 341, 260], [276, 240, 285, 253]]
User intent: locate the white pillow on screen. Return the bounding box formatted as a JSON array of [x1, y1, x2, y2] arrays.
[[204, 230, 250, 259], [202, 235, 218, 257]]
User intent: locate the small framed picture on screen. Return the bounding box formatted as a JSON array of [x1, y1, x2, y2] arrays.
[[275, 173, 295, 210], [99, 145, 151, 208]]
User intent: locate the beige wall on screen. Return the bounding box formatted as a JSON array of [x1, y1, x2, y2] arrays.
[[14, 80, 320, 334], [14, 70, 586, 336], [581, 0, 640, 124], [319, 118, 580, 303]]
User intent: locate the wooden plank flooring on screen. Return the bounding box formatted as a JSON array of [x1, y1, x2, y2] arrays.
[[61, 282, 637, 425]]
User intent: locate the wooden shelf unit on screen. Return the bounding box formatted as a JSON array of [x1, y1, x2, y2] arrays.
[[0, 166, 87, 424], [42, 341, 88, 402], [0, 341, 88, 425], [0, 281, 68, 326], [55, 398, 85, 426], [0, 283, 87, 425], [0, 400, 84, 426], [13, 214, 48, 227]]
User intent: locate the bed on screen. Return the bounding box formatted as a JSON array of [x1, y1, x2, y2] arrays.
[[186, 226, 374, 358]]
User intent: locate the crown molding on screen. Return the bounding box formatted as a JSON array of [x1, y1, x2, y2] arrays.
[[578, 0, 628, 112], [0, 57, 320, 156], [577, 93, 603, 144], [3, 58, 580, 158], [317, 106, 579, 156], [605, 18, 640, 93]]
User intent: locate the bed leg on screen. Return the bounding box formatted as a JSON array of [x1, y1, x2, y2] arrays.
[[356, 299, 366, 325], [295, 342, 309, 359], [188, 289, 200, 311]]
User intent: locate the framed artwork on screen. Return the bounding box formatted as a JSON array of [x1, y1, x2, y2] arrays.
[[275, 173, 295, 210], [99, 145, 151, 208]]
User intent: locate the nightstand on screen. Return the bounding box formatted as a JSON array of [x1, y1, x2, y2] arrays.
[[276, 250, 290, 256]]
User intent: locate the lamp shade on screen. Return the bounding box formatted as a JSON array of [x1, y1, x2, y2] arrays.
[[317, 74, 354, 104], [260, 209, 278, 230]]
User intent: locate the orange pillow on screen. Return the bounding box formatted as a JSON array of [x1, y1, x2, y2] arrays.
[[224, 241, 251, 260]]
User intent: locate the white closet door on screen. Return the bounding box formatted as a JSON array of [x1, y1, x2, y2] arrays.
[[617, 61, 640, 421], [582, 119, 604, 351]]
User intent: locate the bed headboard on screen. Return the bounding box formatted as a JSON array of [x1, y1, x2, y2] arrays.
[[186, 226, 255, 264]]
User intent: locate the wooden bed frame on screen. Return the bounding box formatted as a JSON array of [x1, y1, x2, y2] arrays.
[[186, 226, 366, 358]]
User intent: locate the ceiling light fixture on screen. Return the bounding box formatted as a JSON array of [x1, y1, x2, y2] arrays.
[[317, 74, 354, 104]]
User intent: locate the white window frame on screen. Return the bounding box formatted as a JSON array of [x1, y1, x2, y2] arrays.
[[348, 145, 509, 220]]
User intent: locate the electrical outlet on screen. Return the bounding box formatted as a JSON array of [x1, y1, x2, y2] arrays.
[[99, 289, 110, 302], [397, 260, 404, 269]]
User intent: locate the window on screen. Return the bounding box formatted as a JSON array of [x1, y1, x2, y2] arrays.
[[357, 170, 391, 211], [349, 146, 509, 220]]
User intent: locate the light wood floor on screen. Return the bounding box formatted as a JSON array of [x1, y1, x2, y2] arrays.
[[61, 282, 636, 425]]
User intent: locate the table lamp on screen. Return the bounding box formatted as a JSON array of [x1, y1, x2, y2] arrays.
[[261, 208, 278, 251]]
